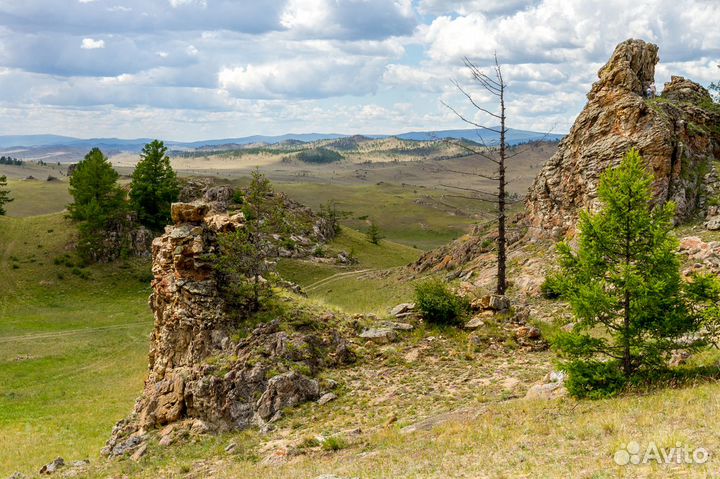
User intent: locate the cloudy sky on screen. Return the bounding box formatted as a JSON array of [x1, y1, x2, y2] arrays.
[[0, 0, 718, 141]]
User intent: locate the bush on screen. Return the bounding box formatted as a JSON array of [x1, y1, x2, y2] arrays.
[[296, 148, 343, 164], [564, 360, 627, 399], [540, 274, 563, 299], [414, 279, 468, 326]]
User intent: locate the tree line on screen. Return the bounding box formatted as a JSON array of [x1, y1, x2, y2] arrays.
[[0, 156, 23, 165]]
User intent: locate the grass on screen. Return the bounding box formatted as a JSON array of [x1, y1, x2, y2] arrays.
[[277, 227, 421, 314], [1, 179, 71, 217], [0, 213, 153, 476], [273, 182, 488, 251]]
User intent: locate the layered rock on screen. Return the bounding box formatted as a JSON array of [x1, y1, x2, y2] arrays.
[[526, 39, 720, 239], [104, 202, 354, 457]]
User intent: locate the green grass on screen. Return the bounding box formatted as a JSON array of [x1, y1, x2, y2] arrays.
[[278, 227, 420, 314], [273, 182, 488, 250], [2, 179, 71, 217], [0, 213, 153, 476]]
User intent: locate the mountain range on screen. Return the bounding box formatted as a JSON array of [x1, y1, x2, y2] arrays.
[[0, 128, 564, 151]]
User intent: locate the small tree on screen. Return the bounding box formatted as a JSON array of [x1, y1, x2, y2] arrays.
[[68, 148, 127, 262], [317, 201, 349, 240], [552, 149, 699, 397], [0, 175, 13, 215], [216, 171, 283, 313], [130, 140, 179, 230], [366, 220, 383, 245]]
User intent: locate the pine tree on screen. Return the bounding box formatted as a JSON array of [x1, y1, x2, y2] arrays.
[[68, 148, 127, 261], [551, 148, 698, 397], [216, 171, 283, 313], [0, 175, 13, 215], [129, 140, 179, 230], [366, 220, 383, 245]]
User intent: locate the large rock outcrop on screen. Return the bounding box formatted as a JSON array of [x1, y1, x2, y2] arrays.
[[526, 39, 720, 239], [104, 202, 355, 457]]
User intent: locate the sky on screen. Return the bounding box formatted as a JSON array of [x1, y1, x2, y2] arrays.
[[0, 0, 718, 141]]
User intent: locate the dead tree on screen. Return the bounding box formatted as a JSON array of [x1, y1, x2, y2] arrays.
[[440, 54, 509, 295]]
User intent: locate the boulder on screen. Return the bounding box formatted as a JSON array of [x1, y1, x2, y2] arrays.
[[39, 457, 64, 475], [705, 216, 720, 231], [317, 392, 338, 406], [256, 372, 320, 422], [390, 303, 415, 317], [171, 202, 209, 224], [359, 328, 398, 344], [525, 371, 567, 400]]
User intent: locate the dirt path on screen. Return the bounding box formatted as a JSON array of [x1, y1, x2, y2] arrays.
[[304, 269, 374, 291], [0, 321, 150, 343]]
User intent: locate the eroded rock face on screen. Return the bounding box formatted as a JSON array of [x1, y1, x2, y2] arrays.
[[104, 202, 354, 457], [526, 39, 720, 239]]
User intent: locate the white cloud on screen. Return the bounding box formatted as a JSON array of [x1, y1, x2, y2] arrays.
[[80, 38, 105, 49], [168, 0, 207, 8]]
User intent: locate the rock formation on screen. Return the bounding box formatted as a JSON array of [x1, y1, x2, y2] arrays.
[[104, 202, 355, 457], [526, 39, 720, 239]]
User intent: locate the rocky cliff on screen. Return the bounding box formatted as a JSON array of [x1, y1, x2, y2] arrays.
[[104, 202, 355, 458], [526, 39, 720, 239]]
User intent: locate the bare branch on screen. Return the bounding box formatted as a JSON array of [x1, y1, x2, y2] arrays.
[[440, 101, 502, 134], [451, 80, 502, 119]]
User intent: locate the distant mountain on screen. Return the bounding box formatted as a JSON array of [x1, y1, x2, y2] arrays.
[[0, 128, 564, 151], [394, 128, 565, 145]]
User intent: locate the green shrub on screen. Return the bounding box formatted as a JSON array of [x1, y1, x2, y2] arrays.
[[414, 279, 468, 326], [540, 274, 563, 299], [297, 148, 344, 164], [564, 360, 627, 399], [232, 190, 244, 204], [321, 436, 348, 451]]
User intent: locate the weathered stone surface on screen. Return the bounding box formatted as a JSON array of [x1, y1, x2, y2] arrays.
[[526, 39, 720, 239], [359, 328, 398, 344], [679, 236, 720, 275], [705, 216, 720, 231], [390, 303, 415, 317], [525, 371, 567, 400], [104, 203, 355, 457], [256, 372, 320, 421], [317, 392, 338, 406], [39, 457, 64, 475], [171, 202, 209, 224]]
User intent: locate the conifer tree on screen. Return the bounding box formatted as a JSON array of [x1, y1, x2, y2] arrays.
[[552, 148, 699, 397], [366, 220, 383, 245], [0, 175, 13, 215], [129, 140, 179, 230]]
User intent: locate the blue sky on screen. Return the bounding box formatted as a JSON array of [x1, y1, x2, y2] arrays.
[[0, 0, 718, 140]]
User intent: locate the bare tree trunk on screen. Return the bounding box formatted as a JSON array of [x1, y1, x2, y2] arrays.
[[497, 75, 507, 295], [442, 54, 509, 296]]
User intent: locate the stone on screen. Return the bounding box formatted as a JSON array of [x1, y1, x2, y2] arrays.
[[171, 202, 209, 224], [525, 370, 567, 400], [526, 39, 720, 238], [390, 303, 415, 317], [225, 442, 237, 453], [318, 392, 338, 406], [400, 409, 482, 434], [486, 294, 510, 311], [130, 443, 148, 462], [669, 350, 690, 367], [39, 457, 64, 475], [705, 216, 720, 231], [464, 315, 486, 330], [380, 321, 414, 331], [9, 473, 26, 479], [515, 326, 541, 340], [256, 372, 321, 421], [358, 328, 398, 344], [158, 434, 174, 447]]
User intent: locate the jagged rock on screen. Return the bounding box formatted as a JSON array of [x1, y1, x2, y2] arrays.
[[525, 371, 567, 400], [464, 315, 488, 330], [317, 392, 338, 406], [39, 457, 64, 475], [130, 443, 148, 462], [679, 236, 720, 274], [705, 216, 720, 231], [515, 326, 541, 340], [359, 328, 398, 344], [380, 321, 414, 331], [390, 303, 415, 317], [526, 39, 720, 239], [256, 372, 320, 422], [171, 202, 209, 224], [9, 472, 26, 479], [104, 203, 354, 457]]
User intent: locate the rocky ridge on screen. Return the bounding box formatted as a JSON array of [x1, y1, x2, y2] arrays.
[[526, 39, 720, 239]]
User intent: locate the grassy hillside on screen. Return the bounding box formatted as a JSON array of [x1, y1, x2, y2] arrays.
[[278, 227, 421, 314], [0, 213, 153, 476]]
